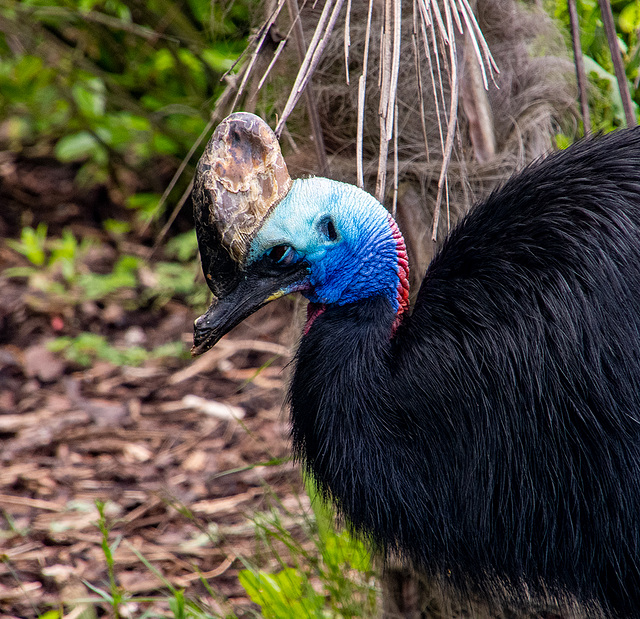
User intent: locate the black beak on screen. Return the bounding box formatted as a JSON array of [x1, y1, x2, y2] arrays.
[[192, 260, 309, 356], [190, 113, 300, 356]]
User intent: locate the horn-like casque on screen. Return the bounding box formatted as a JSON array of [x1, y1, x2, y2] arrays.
[[192, 112, 292, 298]]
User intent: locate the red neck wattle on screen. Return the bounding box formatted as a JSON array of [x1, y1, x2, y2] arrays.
[[305, 302, 326, 334], [388, 214, 410, 332]]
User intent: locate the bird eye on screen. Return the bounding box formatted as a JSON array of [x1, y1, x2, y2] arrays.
[[319, 217, 338, 242], [266, 244, 298, 266]]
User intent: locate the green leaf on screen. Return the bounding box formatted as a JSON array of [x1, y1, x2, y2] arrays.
[[13, 55, 44, 86], [165, 230, 198, 261], [3, 266, 38, 279], [6, 223, 48, 266], [55, 131, 102, 162], [187, 0, 211, 24], [202, 48, 236, 72], [72, 78, 106, 117], [168, 589, 186, 619], [78, 0, 102, 10], [77, 261, 138, 300], [239, 568, 325, 619], [152, 132, 180, 156], [620, 2, 640, 33], [103, 219, 131, 235], [48, 332, 186, 367], [322, 530, 371, 573], [127, 192, 162, 221], [584, 56, 639, 123], [154, 48, 176, 73], [82, 578, 113, 602]]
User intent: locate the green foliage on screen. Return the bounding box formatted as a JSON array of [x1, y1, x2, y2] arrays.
[[4, 225, 97, 302], [0, 3, 382, 618], [127, 193, 162, 223], [103, 218, 131, 236], [0, 0, 253, 214], [4, 227, 207, 311], [92, 500, 125, 617], [78, 255, 139, 300], [239, 568, 326, 618], [239, 482, 378, 618], [618, 0, 640, 32], [83, 500, 229, 618], [554, 133, 573, 149], [166, 230, 200, 262], [47, 333, 188, 367], [549, 0, 640, 131], [6, 223, 49, 266]]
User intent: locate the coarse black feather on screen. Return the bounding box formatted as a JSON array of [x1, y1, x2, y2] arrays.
[[290, 129, 640, 616]]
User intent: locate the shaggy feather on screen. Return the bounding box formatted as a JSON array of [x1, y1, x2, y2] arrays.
[[290, 129, 640, 616]]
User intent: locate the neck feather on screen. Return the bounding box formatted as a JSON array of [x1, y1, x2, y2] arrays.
[[291, 296, 450, 569]]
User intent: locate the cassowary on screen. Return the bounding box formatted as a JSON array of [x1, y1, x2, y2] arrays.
[[191, 112, 640, 617]]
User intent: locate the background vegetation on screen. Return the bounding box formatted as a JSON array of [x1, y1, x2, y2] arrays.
[[551, 0, 640, 131]]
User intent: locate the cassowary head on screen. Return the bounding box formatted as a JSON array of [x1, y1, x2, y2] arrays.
[[192, 112, 409, 354]]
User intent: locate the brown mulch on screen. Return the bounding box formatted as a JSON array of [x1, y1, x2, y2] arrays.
[[0, 165, 310, 618], [0, 299, 308, 618]]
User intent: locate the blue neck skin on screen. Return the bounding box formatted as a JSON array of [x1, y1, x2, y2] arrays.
[[248, 178, 408, 314]]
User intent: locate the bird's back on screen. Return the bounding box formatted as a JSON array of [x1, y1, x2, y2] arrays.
[[394, 129, 640, 615]]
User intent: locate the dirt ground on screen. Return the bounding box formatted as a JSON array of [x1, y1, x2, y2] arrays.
[[0, 155, 310, 618]]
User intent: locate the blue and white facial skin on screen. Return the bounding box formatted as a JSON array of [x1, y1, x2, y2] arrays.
[[249, 177, 408, 314]]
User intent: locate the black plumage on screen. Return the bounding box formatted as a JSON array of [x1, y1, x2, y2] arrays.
[[292, 131, 640, 616], [194, 122, 640, 616]]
